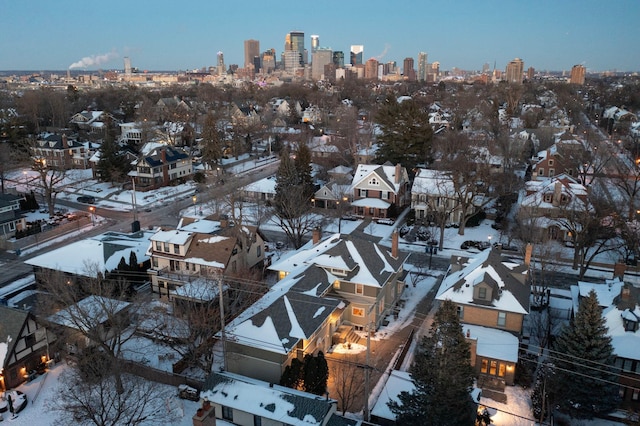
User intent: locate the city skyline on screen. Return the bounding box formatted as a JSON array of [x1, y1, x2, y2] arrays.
[[2, 0, 639, 73]]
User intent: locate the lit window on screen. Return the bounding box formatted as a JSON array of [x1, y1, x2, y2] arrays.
[[333, 280, 341, 289], [490, 360, 497, 375], [353, 307, 364, 317], [481, 359, 488, 373], [498, 363, 506, 377]]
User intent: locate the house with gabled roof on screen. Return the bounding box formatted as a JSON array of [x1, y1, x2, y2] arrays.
[[0, 306, 53, 391], [32, 133, 98, 169], [0, 193, 26, 240], [349, 163, 409, 218], [313, 181, 351, 209], [436, 248, 530, 386], [199, 371, 356, 426], [128, 143, 192, 191], [518, 174, 592, 241], [147, 219, 265, 301], [69, 110, 116, 133], [532, 134, 587, 181], [410, 168, 473, 225]]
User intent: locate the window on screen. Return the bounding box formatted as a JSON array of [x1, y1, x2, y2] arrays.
[[633, 389, 640, 401], [489, 360, 497, 375], [173, 244, 180, 254], [352, 307, 365, 317], [543, 193, 552, 203], [257, 245, 262, 257], [254, 415, 262, 426], [478, 287, 487, 299], [369, 207, 375, 215], [359, 189, 367, 197], [480, 359, 488, 373], [368, 177, 379, 185], [381, 191, 388, 200], [623, 359, 633, 372], [222, 405, 233, 421], [498, 363, 506, 377], [457, 305, 464, 320], [155, 241, 162, 251], [355, 284, 364, 295], [538, 168, 544, 176], [163, 242, 169, 252], [548, 159, 554, 166], [333, 280, 340, 289], [497, 312, 506, 327], [152, 258, 158, 268], [549, 169, 555, 177]]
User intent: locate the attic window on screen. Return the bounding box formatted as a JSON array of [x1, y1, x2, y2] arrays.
[[330, 268, 347, 276], [478, 287, 487, 299], [369, 177, 379, 186]]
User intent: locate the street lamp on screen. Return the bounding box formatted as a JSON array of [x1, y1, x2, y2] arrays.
[[192, 195, 197, 215], [22, 171, 27, 191], [89, 206, 95, 226], [488, 235, 492, 248]]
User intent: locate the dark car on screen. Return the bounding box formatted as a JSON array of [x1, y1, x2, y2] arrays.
[[77, 195, 95, 204]]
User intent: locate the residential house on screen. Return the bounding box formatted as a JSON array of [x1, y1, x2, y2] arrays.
[[128, 143, 192, 191], [308, 135, 340, 161], [411, 168, 473, 225], [269, 98, 291, 117], [156, 97, 191, 122], [224, 231, 408, 384], [241, 176, 276, 203], [230, 103, 261, 128], [532, 135, 587, 181], [327, 165, 353, 183], [518, 174, 592, 241], [147, 220, 265, 301], [0, 306, 53, 390], [46, 295, 130, 354], [0, 193, 26, 239], [198, 371, 354, 426], [313, 181, 351, 209], [436, 248, 530, 386], [370, 369, 481, 426], [32, 133, 98, 169], [25, 230, 153, 287], [569, 278, 640, 410], [350, 163, 409, 218], [69, 110, 116, 134]]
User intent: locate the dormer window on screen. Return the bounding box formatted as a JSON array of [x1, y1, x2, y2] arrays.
[[543, 193, 552, 203], [622, 309, 639, 332], [478, 287, 487, 299], [330, 267, 347, 276]]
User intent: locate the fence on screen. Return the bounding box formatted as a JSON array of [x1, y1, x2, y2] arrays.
[[120, 358, 204, 392], [0, 215, 91, 252]]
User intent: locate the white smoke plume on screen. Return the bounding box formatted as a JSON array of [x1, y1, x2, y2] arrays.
[[374, 43, 391, 61], [69, 51, 118, 69]]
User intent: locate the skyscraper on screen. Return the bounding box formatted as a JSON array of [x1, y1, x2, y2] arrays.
[[261, 49, 276, 73], [311, 48, 333, 80], [285, 31, 305, 66], [244, 39, 260, 69], [217, 51, 225, 75], [505, 58, 524, 84], [333, 51, 344, 68], [570, 64, 586, 85], [365, 58, 379, 80], [123, 57, 132, 75], [350, 45, 364, 66], [310, 35, 319, 54], [403, 57, 416, 81], [417, 52, 428, 81]]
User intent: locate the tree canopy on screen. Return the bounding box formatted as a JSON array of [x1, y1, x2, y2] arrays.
[[389, 299, 476, 425]]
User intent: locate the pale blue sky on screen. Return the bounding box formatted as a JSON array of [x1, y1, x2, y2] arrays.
[[1, 0, 638, 72]]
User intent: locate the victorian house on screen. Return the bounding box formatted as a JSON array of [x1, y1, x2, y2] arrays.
[[349, 163, 409, 218]]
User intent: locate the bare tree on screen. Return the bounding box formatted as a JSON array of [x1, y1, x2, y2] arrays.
[[49, 369, 177, 426], [32, 157, 67, 216], [329, 354, 365, 416]]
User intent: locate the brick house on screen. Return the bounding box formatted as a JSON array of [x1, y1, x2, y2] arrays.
[[436, 248, 531, 386], [349, 163, 409, 218], [128, 143, 192, 191]]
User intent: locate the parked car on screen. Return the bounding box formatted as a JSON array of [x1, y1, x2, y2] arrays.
[[376, 218, 395, 225], [76, 195, 95, 204], [178, 384, 199, 401]]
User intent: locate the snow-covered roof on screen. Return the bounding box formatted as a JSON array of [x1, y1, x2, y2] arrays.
[[351, 198, 390, 209], [411, 168, 456, 196], [177, 217, 221, 234], [48, 295, 130, 331], [370, 370, 413, 422], [436, 249, 530, 315], [521, 174, 591, 212], [351, 163, 406, 194], [173, 278, 225, 302], [201, 371, 337, 425], [577, 278, 624, 308], [151, 229, 193, 245], [603, 305, 640, 361], [242, 176, 277, 194], [25, 230, 154, 277], [463, 323, 520, 362]]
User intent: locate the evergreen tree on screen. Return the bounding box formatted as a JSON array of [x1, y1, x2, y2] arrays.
[[303, 351, 328, 395], [389, 300, 476, 426], [374, 94, 433, 170], [97, 122, 130, 183], [550, 290, 619, 418], [280, 358, 304, 389]]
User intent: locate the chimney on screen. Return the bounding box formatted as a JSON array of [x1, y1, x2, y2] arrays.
[[613, 262, 626, 280], [62, 134, 69, 149], [192, 401, 216, 426], [395, 163, 401, 184], [524, 243, 533, 268], [552, 181, 562, 206], [313, 227, 321, 244], [391, 230, 398, 258]]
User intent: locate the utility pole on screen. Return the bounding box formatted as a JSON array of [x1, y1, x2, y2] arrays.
[[217, 278, 227, 371], [364, 322, 372, 422]]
